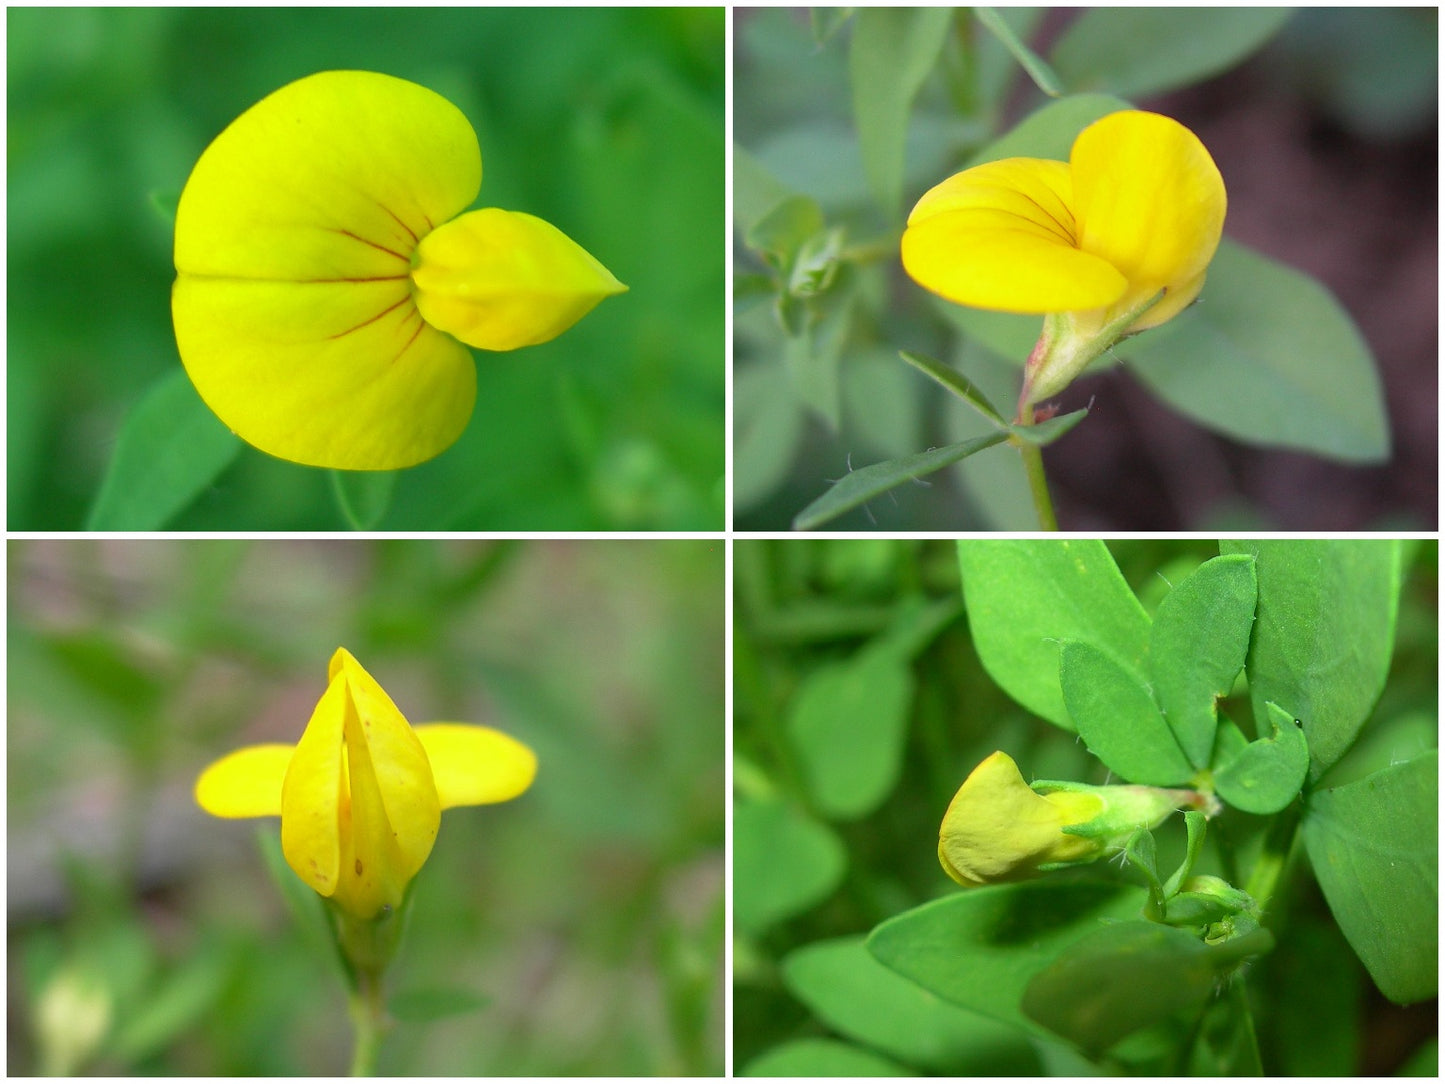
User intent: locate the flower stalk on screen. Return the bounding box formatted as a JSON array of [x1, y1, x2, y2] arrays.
[[194, 648, 536, 1073]]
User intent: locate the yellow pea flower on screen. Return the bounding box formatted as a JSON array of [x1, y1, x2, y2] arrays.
[[172, 70, 627, 471], [938, 750, 1208, 888], [195, 648, 536, 921], [902, 110, 1226, 409]]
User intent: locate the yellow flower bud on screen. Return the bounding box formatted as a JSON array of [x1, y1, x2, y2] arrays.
[[939, 750, 1211, 888], [195, 648, 536, 921]]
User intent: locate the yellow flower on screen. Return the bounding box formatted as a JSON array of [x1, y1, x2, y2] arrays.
[[195, 648, 536, 920], [172, 70, 626, 471], [938, 750, 1205, 888], [901, 110, 1225, 407]]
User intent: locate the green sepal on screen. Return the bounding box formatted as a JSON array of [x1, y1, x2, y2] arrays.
[[1161, 810, 1209, 899], [327, 880, 416, 991]]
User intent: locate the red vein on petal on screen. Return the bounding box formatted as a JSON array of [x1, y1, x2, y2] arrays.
[[303, 275, 411, 284], [376, 201, 420, 245], [396, 312, 425, 362], [327, 228, 409, 263], [328, 294, 411, 340]]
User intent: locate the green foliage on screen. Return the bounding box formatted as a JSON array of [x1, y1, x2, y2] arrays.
[[735, 539, 1437, 1074], [85, 368, 242, 530], [1020, 921, 1273, 1058], [1148, 555, 1257, 769], [9, 7, 723, 529], [1126, 240, 1390, 463], [787, 647, 915, 821], [869, 881, 1142, 1041], [329, 471, 398, 532], [1220, 539, 1401, 779], [1049, 8, 1295, 98], [743, 1036, 911, 1076], [792, 433, 1009, 530], [1061, 640, 1196, 785], [1212, 702, 1310, 815], [1302, 751, 1438, 1004], [850, 8, 956, 214], [734, 799, 846, 935], [781, 936, 1040, 1074], [387, 986, 490, 1023], [974, 8, 1064, 98], [734, 9, 1410, 528], [957, 539, 1150, 727]]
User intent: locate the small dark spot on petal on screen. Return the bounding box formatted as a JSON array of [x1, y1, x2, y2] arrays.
[[355, 859, 364, 876]]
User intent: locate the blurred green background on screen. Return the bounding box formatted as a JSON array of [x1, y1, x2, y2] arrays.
[[8, 7, 724, 530], [734, 538, 1437, 1075], [8, 539, 724, 1074]]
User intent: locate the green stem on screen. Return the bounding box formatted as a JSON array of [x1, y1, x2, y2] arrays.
[[1014, 403, 1058, 530], [1244, 804, 1301, 916], [347, 969, 390, 1076]]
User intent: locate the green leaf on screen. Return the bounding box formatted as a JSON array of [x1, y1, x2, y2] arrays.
[[1219, 539, 1401, 777], [388, 986, 490, 1023], [85, 368, 243, 530], [255, 829, 342, 979], [1050, 8, 1292, 98], [109, 936, 230, 1064], [734, 363, 806, 513], [1008, 407, 1088, 445], [1021, 921, 1273, 1056], [1213, 701, 1310, 814], [966, 92, 1135, 164], [971, 7, 1046, 118], [870, 594, 963, 662], [867, 880, 1142, 1040], [1125, 240, 1390, 463], [793, 432, 1010, 531], [809, 7, 855, 47], [974, 7, 1064, 97], [899, 349, 1007, 425], [1059, 640, 1195, 785], [956, 540, 1150, 729], [733, 799, 846, 934], [733, 143, 796, 236], [743, 1038, 911, 1077], [1189, 975, 1264, 1074], [147, 188, 180, 223], [942, 342, 1038, 529], [843, 347, 925, 461], [849, 7, 954, 214], [744, 194, 825, 270], [1125, 829, 1165, 918], [1148, 554, 1257, 769], [1302, 750, 1438, 1004], [932, 295, 1041, 364], [330, 469, 397, 530], [787, 226, 844, 298], [783, 287, 852, 428], [787, 646, 914, 821], [1265, 916, 1363, 1076], [782, 936, 1040, 1075]]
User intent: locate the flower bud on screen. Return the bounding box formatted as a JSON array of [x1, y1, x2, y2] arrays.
[[939, 750, 1213, 888]]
